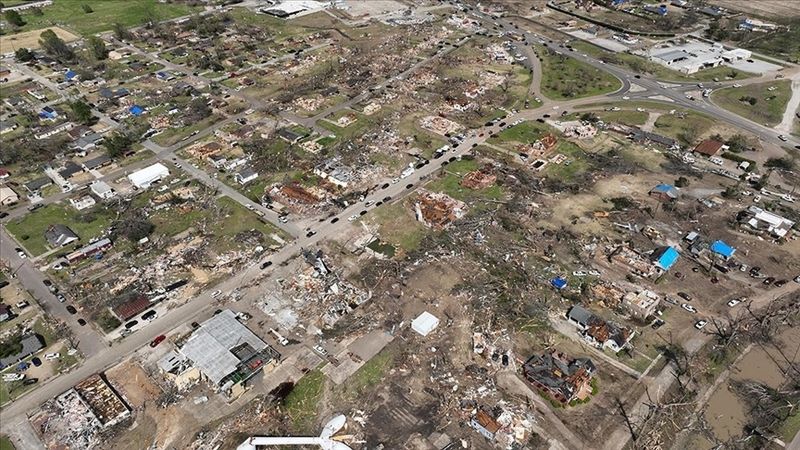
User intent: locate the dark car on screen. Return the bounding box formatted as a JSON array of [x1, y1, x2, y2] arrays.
[[536, 118, 545, 123], [56, 293, 66, 303], [0, 212, 8, 219], [77, 318, 87, 326], [43, 279, 52, 287], [150, 335, 166, 348], [66, 305, 77, 314], [359, 210, 367, 216], [191, 322, 200, 329], [383, 196, 391, 202], [406, 183, 414, 189], [634, 74, 641, 79], [260, 261, 273, 269], [677, 292, 692, 301], [31, 357, 42, 367], [330, 217, 339, 224], [763, 277, 775, 285], [125, 320, 138, 329], [23, 378, 39, 385], [774, 279, 788, 287], [141, 310, 157, 321], [542, 114, 550, 118], [306, 230, 316, 237], [382, 183, 389, 189]]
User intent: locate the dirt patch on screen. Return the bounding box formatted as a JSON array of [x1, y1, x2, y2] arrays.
[[0, 26, 79, 50], [708, 0, 800, 19], [105, 361, 162, 409], [190, 267, 210, 284]]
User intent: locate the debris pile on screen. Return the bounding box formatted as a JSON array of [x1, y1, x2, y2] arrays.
[[461, 167, 497, 190], [414, 191, 467, 229]]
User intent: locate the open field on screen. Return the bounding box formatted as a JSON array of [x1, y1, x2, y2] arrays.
[[283, 369, 325, 432], [711, 80, 792, 127], [0, 436, 14, 450], [708, 0, 800, 19], [0, 26, 78, 50], [1, 0, 201, 36], [537, 45, 621, 100]]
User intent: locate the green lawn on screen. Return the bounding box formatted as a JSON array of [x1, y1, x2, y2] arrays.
[[151, 115, 222, 147], [284, 369, 325, 432], [366, 202, 427, 253], [0, 435, 15, 450], [426, 159, 504, 202], [596, 109, 649, 126], [711, 80, 792, 127], [545, 141, 590, 181], [537, 45, 621, 100], [2, 0, 201, 36], [5, 203, 115, 256], [489, 120, 551, 145], [570, 42, 758, 82], [342, 346, 397, 397], [653, 112, 716, 146]]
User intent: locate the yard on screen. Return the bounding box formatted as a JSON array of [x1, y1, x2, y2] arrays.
[[653, 111, 717, 145], [537, 45, 621, 100], [0, 435, 14, 450], [364, 202, 428, 254], [5, 203, 115, 257], [489, 120, 552, 145], [1, 0, 201, 36], [595, 109, 649, 126], [711, 80, 792, 127], [283, 369, 326, 432], [425, 159, 504, 203]]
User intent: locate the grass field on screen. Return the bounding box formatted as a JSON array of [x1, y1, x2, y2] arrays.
[[537, 45, 621, 100], [426, 159, 503, 202], [0, 435, 15, 450], [366, 202, 427, 253], [5, 203, 115, 256], [711, 80, 792, 127], [570, 41, 758, 82], [284, 369, 325, 432], [653, 112, 716, 145], [0, 26, 78, 50], [596, 109, 649, 126], [1, 0, 201, 36], [489, 120, 551, 145]]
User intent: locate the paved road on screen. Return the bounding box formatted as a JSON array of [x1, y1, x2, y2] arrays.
[[0, 228, 106, 357]]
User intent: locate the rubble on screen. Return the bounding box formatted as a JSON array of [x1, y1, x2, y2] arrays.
[[414, 191, 467, 229]]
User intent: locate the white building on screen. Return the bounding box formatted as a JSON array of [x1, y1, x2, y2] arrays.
[[90, 180, 115, 199], [70, 195, 96, 211], [741, 206, 795, 238], [411, 311, 440, 337], [128, 163, 169, 189]]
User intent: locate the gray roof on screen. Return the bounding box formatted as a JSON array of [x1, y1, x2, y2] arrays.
[[74, 133, 104, 150], [82, 153, 111, 169], [0, 334, 44, 368], [236, 166, 258, 179], [24, 177, 52, 192], [179, 310, 267, 386], [653, 50, 688, 63], [45, 224, 79, 247], [567, 305, 593, 326]]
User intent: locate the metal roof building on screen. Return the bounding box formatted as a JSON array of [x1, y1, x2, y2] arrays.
[[127, 163, 169, 189]]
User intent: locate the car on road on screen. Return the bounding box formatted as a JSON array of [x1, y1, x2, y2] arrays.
[[66, 305, 77, 314], [44, 352, 60, 361], [15, 247, 26, 258], [406, 183, 414, 189], [359, 210, 367, 216], [56, 293, 66, 303], [31, 357, 42, 367], [278, 215, 289, 224], [381, 183, 390, 189], [677, 292, 692, 301], [150, 335, 166, 348], [141, 310, 158, 321], [348, 215, 358, 222], [245, 204, 254, 210], [330, 217, 339, 224], [694, 320, 708, 330], [210, 290, 222, 298], [681, 303, 697, 313], [77, 318, 87, 326], [383, 196, 391, 202], [260, 261, 273, 269], [778, 135, 788, 142], [15, 301, 29, 309], [306, 230, 316, 237], [23, 378, 39, 385]]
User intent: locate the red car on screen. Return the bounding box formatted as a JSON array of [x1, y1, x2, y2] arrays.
[[150, 335, 166, 348]]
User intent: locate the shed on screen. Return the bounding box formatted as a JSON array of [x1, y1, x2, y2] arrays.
[[651, 246, 679, 271], [649, 184, 678, 201], [411, 311, 440, 337], [551, 277, 568, 290], [129, 105, 145, 116]]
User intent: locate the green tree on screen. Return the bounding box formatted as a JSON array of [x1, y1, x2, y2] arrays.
[[764, 157, 795, 170], [30, 7, 43, 16], [725, 134, 749, 153], [14, 47, 35, 62], [112, 22, 132, 41], [81, 4, 93, 13], [4, 10, 25, 27], [87, 36, 108, 60], [39, 29, 75, 62], [70, 100, 94, 125], [674, 176, 689, 187], [103, 132, 134, 158]]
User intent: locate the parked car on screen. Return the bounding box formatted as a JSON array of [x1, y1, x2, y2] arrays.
[[56, 293, 66, 303], [15, 247, 26, 258], [681, 303, 697, 313], [694, 320, 708, 330], [31, 357, 42, 367], [141, 310, 158, 321], [677, 292, 692, 301], [44, 353, 60, 361], [150, 335, 166, 347], [77, 318, 86, 326], [313, 344, 328, 356], [66, 305, 77, 314], [726, 299, 741, 307], [23, 378, 39, 385], [260, 261, 273, 269], [125, 320, 138, 329], [210, 290, 222, 299], [15, 301, 29, 309]]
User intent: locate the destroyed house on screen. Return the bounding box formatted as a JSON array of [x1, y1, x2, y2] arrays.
[[649, 184, 678, 202], [74, 374, 131, 426], [738, 206, 795, 238], [66, 238, 112, 263], [112, 295, 151, 321], [567, 305, 634, 353], [522, 350, 595, 404], [629, 128, 676, 148], [177, 310, 280, 397], [470, 408, 501, 441]]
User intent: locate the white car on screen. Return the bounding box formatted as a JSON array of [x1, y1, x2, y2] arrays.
[[681, 303, 697, 313], [694, 320, 708, 330], [778, 135, 788, 142], [622, 96, 630, 100], [753, 195, 761, 203], [587, 270, 601, 277], [15, 301, 29, 309], [572, 270, 587, 277], [16, 249, 26, 258], [278, 216, 289, 224], [2, 373, 25, 382], [348, 215, 358, 222], [245, 204, 254, 210], [727, 299, 741, 307], [210, 290, 222, 298], [44, 352, 61, 361], [313, 344, 328, 356]]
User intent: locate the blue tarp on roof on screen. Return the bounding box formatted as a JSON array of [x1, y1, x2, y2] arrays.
[[129, 105, 145, 116], [65, 70, 77, 80], [654, 246, 680, 271], [551, 277, 568, 290], [710, 240, 735, 258]]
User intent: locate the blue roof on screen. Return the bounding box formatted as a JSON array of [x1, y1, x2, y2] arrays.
[[710, 240, 735, 258], [654, 246, 679, 271], [653, 184, 675, 193], [65, 70, 77, 80], [129, 105, 145, 116], [551, 277, 568, 290]]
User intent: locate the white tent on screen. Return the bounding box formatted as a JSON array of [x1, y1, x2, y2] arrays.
[[128, 163, 169, 189], [411, 311, 440, 337]]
